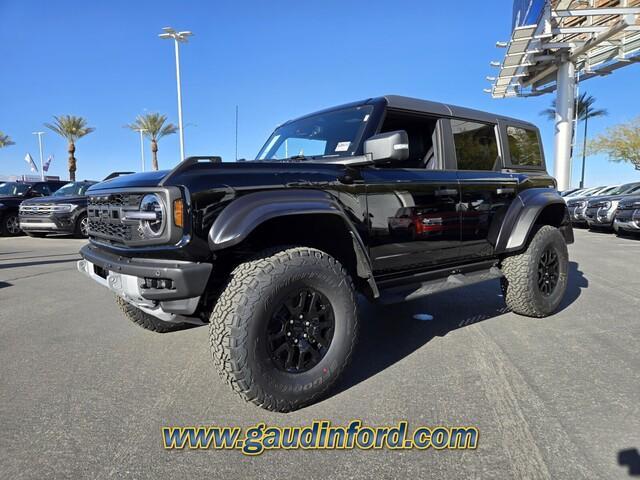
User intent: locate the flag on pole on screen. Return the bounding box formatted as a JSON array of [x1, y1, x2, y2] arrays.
[[24, 153, 38, 172], [43, 155, 53, 172]]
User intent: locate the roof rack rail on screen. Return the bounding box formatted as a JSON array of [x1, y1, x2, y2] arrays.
[[159, 156, 222, 186]]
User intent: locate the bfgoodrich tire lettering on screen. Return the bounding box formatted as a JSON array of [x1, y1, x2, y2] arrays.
[[209, 246, 358, 412], [501, 225, 569, 317]]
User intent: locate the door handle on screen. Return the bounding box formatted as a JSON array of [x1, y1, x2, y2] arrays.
[[496, 187, 515, 195]]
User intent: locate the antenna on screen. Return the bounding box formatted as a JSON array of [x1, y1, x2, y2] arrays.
[[235, 105, 239, 161]]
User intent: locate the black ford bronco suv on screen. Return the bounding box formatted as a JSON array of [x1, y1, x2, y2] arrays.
[[78, 96, 573, 412]]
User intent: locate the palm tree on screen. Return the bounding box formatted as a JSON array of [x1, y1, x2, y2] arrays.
[[44, 115, 95, 181], [540, 92, 607, 187], [0, 131, 15, 148], [127, 113, 177, 170]]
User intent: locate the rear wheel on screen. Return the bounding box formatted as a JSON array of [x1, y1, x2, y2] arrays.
[[1, 212, 21, 236], [209, 246, 358, 412], [501, 225, 569, 317]]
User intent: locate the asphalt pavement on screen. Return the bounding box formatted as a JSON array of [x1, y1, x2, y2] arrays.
[[1, 230, 639, 479]]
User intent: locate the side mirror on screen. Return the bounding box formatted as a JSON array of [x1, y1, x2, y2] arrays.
[[364, 130, 409, 163]]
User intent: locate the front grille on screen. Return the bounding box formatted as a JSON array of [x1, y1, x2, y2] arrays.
[[20, 204, 62, 215], [87, 192, 144, 244]]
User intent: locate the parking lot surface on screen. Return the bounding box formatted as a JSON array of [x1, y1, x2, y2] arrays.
[[1, 230, 639, 479]]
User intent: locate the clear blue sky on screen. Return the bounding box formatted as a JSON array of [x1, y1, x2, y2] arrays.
[[1, 0, 638, 187]]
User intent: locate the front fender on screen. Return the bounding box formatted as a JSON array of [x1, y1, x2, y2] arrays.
[[208, 189, 378, 295], [495, 188, 571, 254]]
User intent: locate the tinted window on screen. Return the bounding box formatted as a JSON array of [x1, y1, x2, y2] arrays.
[[256, 106, 373, 160], [507, 126, 542, 167], [451, 120, 499, 171], [31, 184, 51, 196]]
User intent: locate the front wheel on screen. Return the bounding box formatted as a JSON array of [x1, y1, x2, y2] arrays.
[[501, 225, 569, 317], [74, 213, 89, 238], [1, 212, 21, 236], [115, 296, 194, 333], [209, 246, 358, 412]]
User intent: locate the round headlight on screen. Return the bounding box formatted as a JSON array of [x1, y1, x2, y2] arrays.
[[139, 194, 165, 238]]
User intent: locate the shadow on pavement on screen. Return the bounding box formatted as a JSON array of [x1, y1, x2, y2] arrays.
[[331, 261, 586, 397], [0, 257, 79, 270], [619, 448, 640, 476]]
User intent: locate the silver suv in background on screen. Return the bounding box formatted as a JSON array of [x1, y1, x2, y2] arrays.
[[614, 195, 640, 235], [585, 182, 640, 230], [566, 185, 619, 227]]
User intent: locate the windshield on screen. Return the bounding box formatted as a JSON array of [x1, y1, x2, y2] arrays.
[[595, 185, 620, 195], [0, 182, 30, 196], [618, 183, 640, 194], [53, 182, 94, 196], [580, 186, 606, 197], [256, 106, 373, 161]]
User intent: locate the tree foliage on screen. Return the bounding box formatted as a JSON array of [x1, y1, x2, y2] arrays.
[[127, 113, 177, 170], [540, 91, 608, 122], [0, 131, 15, 148], [589, 117, 640, 170], [127, 113, 177, 142], [44, 115, 95, 143]]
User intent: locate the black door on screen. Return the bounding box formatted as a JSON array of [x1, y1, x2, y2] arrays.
[[363, 169, 461, 275], [457, 171, 517, 260], [450, 119, 517, 261]]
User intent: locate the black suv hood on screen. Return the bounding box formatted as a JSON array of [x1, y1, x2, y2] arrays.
[[89, 171, 169, 191], [22, 194, 87, 205], [588, 193, 633, 205], [618, 195, 640, 209], [0, 196, 26, 207]]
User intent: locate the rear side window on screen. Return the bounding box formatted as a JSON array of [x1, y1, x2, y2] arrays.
[[451, 120, 499, 171], [507, 126, 543, 167]]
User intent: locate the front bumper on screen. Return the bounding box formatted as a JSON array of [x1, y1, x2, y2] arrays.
[[19, 213, 77, 233], [78, 243, 212, 321], [614, 210, 640, 231], [568, 205, 587, 224], [585, 207, 615, 227]]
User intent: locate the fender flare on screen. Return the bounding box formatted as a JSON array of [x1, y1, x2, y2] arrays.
[[208, 189, 379, 296], [494, 188, 571, 254]]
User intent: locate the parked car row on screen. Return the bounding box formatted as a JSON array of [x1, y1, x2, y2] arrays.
[[562, 181, 640, 236], [0, 173, 132, 238]]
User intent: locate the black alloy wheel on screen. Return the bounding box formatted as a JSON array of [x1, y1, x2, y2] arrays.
[[266, 288, 335, 373], [537, 248, 559, 296]]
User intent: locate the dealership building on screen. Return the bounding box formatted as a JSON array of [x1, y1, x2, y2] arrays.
[[487, 0, 640, 189]]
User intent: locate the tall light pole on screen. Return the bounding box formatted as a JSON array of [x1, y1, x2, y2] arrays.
[[32, 131, 45, 180], [158, 27, 192, 163], [134, 128, 147, 172]]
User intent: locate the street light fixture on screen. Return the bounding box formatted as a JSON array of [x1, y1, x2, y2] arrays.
[[32, 131, 45, 180], [158, 26, 192, 163], [134, 128, 147, 172]]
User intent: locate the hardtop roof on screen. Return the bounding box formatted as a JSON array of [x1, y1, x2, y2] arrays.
[[283, 95, 538, 130]]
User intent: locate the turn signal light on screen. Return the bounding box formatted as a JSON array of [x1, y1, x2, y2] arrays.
[[173, 199, 184, 227]]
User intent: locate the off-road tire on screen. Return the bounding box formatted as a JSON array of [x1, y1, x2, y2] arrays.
[[501, 225, 569, 318], [115, 295, 192, 333], [209, 246, 358, 412]]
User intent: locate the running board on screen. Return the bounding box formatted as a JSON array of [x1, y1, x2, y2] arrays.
[[376, 266, 504, 305]]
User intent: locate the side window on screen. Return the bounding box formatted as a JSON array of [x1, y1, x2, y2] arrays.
[[451, 120, 499, 171], [507, 126, 543, 167], [31, 184, 51, 196], [379, 111, 440, 169]]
